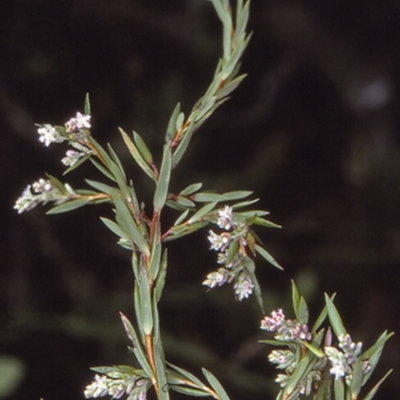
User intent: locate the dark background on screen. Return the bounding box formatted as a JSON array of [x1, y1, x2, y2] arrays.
[[1, 0, 400, 399]]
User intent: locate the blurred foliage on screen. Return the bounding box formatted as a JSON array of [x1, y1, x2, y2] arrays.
[[1, 0, 400, 399]]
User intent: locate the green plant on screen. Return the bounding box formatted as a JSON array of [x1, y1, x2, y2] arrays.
[[14, 1, 392, 399]]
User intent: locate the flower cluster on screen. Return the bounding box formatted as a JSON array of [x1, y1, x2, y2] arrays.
[[203, 206, 255, 300], [325, 333, 369, 382], [84, 372, 150, 400], [37, 112, 93, 167], [260, 309, 312, 341], [260, 309, 324, 396], [14, 178, 73, 214]]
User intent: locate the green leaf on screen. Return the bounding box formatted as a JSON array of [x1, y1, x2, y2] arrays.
[[100, 217, 130, 241], [297, 296, 309, 325], [361, 369, 392, 400], [175, 111, 185, 132], [324, 294, 347, 337], [188, 201, 218, 224], [153, 144, 172, 211], [84, 93, 91, 115], [221, 190, 252, 200], [233, 0, 250, 46], [301, 341, 325, 358], [291, 280, 301, 319], [85, 179, 117, 195], [191, 192, 224, 202], [46, 199, 89, 214], [173, 209, 190, 226], [119, 313, 153, 379], [202, 368, 230, 400], [166, 102, 181, 140], [133, 131, 153, 164], [350, 359, 363, 398], [63, 153, 91, 175], [148, 240, 162, 283], [45, 174, 67, 195], [172, 114, 197, 168], [222, 5, 232, 60], [113, 195, 150, 256], [154, 249, 167, 303], [119, 128, 157, 182], [230, 198, 259, 210], [334, 378, 344, 400], [137, 269, 153, 335], [216, 74, 246, 100], [311, 295, 335, 333], [255, 244, 283, 270], [89, 158, 116, 181], [180, 182, 203, 196], [175, 196, 196, 208], [167, 363, 209, 393], [251, 217, 281, 229], [169, 386, 209, 397], [281, 356, 310, 398], [107, 143, 126, 181]]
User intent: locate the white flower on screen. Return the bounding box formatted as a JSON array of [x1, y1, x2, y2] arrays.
[[37, 124, 65, 146], [84, 374, 109, 398], [207, 230, 230, 251], [65, 112, 91, 132], [325, 346, 351, 380], [202, 269, 229, 288], [62, 149, 85, 167], [217, 205, 234, 230], [233, 278, 254, 300]]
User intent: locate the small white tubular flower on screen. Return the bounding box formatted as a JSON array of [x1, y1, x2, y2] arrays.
[[207, 230, 230, 252], [325, 346, 350, 380], [217, 205, 234, 230], [233, 277, 254, 301], [14, 185, 38, 214], [37, 124, 65, 146], [14, 178, 70, 213], [268, 349, 296, 370], [261, 309, 285, 331], [62, 149, 86, 167], [65, 112, 91, 132], [84, 374, 109, 398], [202, 269, 230, 289]]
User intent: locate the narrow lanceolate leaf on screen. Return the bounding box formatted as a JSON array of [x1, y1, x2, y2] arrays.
[[251, 217, 281, 229], [45, 174, 67, 195], [361, 369, 392, 400], [133, 131, 153, 164], [243, 256, 264, 313], [154, 249, 167, 303], [166, 102, 181, 140], [180, 182, 203, 196], [233, 0, 250, 46], [333, 378, 345, 400], [46, 199, 89, 214], [297, 296, 309, 325], [85, 179, 117, 195], [202, 368, 230, 400], [191, 192, 224, 202], [301, 341, 325, 358], [221, 190, 253, 201], [100, 217, 130, 241], [222, 5, 232, 60], [63, 153, 91, 175], [153, 144, 172, 211], [119, 313, 153, 379], [113, 195, 150, 256], [350, 359, 363, 398], [187, 201, 218, 224], [107, 143, 126, 181], [255, 244, 283, 270], [137, 269, 153, 335], [324, 294, 347, 337], [216, 74, 247, 100], [90, 158, 116, 182], [148, 239, 162, 283], [84, 92, 91, 115], [167, 363, 209, 394], [119, 128, 157, 182], [291, 280, 301, 319], [281, 356, 310, 399], [172, 114, 197, 168], [173, 209, 190, 227]]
